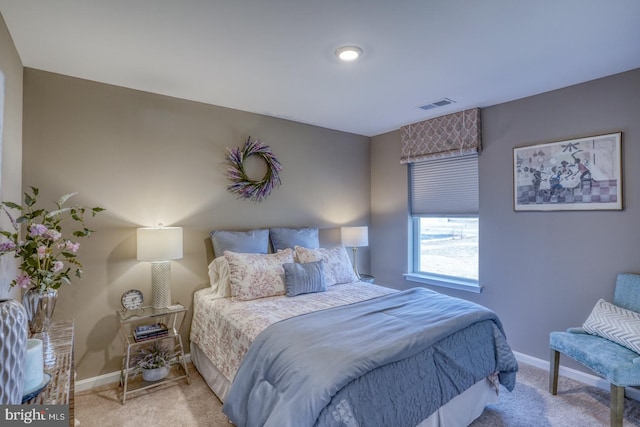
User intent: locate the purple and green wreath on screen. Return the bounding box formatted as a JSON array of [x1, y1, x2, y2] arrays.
[[225, 137, 282, 202]]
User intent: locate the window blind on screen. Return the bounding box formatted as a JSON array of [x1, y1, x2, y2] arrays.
[[410, 154, 479, 215]]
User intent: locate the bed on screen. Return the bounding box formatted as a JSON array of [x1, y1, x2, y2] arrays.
[[189, 228, 518, 427]]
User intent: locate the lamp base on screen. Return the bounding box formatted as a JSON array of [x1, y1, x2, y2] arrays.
[[151, 262, 172, 309], [351, 247, 361, 279]]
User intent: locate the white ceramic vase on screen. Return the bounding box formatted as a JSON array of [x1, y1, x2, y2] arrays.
[[0, 298, 28, 404]]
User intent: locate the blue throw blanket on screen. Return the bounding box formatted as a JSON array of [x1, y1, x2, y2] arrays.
[[223, 288, 517, 427]]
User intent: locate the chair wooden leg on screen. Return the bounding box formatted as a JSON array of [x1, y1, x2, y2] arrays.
[[549, 349, 560, 395], [610, 384, 624, 427]]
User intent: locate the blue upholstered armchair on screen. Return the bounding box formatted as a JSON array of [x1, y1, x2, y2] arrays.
[[549, 273, 640, 427]]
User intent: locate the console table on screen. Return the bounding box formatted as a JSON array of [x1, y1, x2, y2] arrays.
[[24, 320, 75, 427]]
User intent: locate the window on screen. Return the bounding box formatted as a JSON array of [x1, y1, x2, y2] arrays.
[[406, 154, 480, 292], [412, 216, 478, 280]]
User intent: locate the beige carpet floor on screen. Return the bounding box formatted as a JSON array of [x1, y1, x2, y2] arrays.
[[76, 362, 640, 426]]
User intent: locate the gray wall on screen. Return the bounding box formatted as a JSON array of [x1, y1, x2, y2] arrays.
[[0, 13, 23, 300], [371, 68, 640, 366], [22, 69, 371, 380]]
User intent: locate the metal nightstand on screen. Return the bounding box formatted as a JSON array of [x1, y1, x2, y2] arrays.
[[117, 304, 190, 404]]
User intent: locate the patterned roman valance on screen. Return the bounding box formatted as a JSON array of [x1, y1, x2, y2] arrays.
[[400, 108, 481, 164]]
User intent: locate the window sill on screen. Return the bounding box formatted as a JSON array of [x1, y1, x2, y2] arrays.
[[403, 273, 482, 294]]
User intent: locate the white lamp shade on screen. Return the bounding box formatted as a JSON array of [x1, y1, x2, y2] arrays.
[[341, 226, 369, 247], [137, 227, 183, 261]]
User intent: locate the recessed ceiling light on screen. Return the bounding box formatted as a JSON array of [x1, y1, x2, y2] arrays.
[[335, 46, 362, 62]]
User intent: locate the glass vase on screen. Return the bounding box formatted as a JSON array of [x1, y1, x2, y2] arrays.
[[22, 288, 58, 334]]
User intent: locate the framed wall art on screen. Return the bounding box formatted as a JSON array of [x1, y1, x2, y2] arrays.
[[513, 132, 622, 211]]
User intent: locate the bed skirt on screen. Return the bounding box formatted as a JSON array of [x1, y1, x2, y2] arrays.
[[191, 342, 498, 426]]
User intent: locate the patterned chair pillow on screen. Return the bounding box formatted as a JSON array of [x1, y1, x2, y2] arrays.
[[583, 298, 640, 355]]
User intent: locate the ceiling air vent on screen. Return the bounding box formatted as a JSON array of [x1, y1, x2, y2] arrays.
[[419, 98, 456, 110]]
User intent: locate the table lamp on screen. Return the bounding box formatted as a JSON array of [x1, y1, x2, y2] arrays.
[[137, 226, 183, 309], [340, 226, 369, 279]]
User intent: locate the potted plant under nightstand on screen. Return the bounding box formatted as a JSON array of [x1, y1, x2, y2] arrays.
[[133, 342, 177, 382]]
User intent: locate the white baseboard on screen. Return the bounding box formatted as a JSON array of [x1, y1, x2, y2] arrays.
[[76, 351, 639, 402], [513, 351, 640, 401], [75, 353, 191, 393]]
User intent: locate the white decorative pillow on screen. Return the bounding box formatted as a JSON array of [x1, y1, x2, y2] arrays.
[[224, 248, 294, 301], [583, 299, 640, 354], [294, 245, 358, 286], [207, 256, 232, 298]]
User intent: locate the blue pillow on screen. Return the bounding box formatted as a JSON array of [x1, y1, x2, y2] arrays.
[[210, 229, 269, 258], [270, 227, 319, 252], [283, 261, 326, 297]]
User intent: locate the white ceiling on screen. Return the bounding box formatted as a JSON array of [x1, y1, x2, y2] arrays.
[[1, 1, 639, 137]]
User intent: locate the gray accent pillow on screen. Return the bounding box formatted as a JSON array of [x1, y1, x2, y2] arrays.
[[270, 227, 319, 252], [283, 260, 326, 297], [210, 229, 269, 258]]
